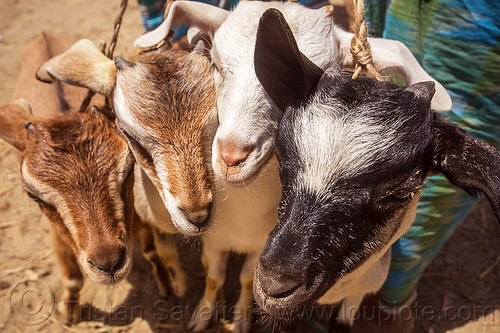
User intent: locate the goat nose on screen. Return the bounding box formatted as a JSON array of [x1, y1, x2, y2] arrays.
[[88, 247, 126, 274], [257, 260, 301, 298], [180, 203, 212, 228], [218, 140, 253, 167]]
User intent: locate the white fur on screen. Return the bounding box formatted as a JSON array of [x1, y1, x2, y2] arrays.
[[211, 2, 338, 182], [293, 102, 396, 196], [188, 155, 282, 332]]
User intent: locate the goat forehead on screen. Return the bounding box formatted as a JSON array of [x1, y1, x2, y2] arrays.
[[23, 124, 131, 196], [214, 2, 337, 69], [114, 59, 215, 143], [288, 103, 396, 195], [280, 73, 433, 194], [217, 76, 275, 124]]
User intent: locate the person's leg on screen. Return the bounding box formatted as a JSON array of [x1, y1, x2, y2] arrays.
[[138, 0, 167, 32]]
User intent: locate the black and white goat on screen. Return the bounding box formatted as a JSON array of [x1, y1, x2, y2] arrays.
[[251, 9, 500, 328]]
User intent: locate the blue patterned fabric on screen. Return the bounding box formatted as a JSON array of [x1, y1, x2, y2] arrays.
[[365, 0, 500, 304]]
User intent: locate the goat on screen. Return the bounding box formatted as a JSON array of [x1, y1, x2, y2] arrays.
[[133, 0, 453, 186], [36, 37, 282, 332], [251, 9, 500, 329], [0, 33, 185, 323], [37, 39, 216, 236]]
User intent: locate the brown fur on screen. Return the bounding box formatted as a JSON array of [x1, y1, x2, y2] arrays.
[[0, 102, 32, 151], [22, 109, 131, 256], [117, 47, 216, 222], [35, 38, 218, 232], [0, 33, 173, 324]]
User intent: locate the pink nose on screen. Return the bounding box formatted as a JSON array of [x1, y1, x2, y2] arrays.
[[218, 140, 253, 167]]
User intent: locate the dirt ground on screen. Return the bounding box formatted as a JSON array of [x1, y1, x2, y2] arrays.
[[0, 1, 499, 333]]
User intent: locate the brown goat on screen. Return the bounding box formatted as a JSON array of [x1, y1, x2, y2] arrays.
[[0, 33, 178, 323], [36, 40, 217, 236]]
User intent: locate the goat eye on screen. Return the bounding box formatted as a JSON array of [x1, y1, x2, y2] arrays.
[[122, 130, 155, 166], [26, 191, 43, 204], [388, 191, 414, 203]]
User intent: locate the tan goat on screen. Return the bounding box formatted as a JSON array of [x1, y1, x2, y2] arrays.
[[0, 33, 183, 323]]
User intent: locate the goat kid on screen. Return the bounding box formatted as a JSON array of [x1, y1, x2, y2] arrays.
[[37, 39, 215, 236], [252, 9, 500, 328], [36, 38, 282, 332], [0, 33, 183, 323], [134, 0, 453, 186]]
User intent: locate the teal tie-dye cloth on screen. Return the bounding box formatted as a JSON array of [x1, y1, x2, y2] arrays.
[[365, 0, 500, 304]]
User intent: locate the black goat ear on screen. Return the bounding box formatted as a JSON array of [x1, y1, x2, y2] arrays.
[[431, 113, 500, 225], [405, 81, 435, 103], [254, 8, 323, 111]]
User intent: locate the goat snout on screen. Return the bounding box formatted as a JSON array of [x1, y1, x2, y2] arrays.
[[257, 254, 304, 298], [258, 274, 301, 299], [179, 202, 212, 229], [87, 245, 126, 274], [218, 140, 253, 168]]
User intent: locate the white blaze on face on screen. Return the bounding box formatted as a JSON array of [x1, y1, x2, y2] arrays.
[[114, 73, 152, 139], [154, 160, 201, 235], [294, 102, 396, 196]]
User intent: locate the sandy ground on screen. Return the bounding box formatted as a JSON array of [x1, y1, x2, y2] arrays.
[[0, 1, 499, 333]]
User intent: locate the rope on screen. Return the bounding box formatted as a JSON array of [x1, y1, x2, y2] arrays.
[[78, 0, 128, 112], [350, 0, 382, 81], [106, 0, 129, 59]]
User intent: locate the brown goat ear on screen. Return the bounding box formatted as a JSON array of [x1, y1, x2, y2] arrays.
[[254, 8, 324, 111], [431, 113, 500, 225], [36, 39, 116, 97], [0, 99, 33, 151], [134, 1, 229, 49]]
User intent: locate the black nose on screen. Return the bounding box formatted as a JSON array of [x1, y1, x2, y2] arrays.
[[88, 248, 126, 274], [257, 257, 303, 298], [259, 275, 301, 298], [180, 203, 212, 228]]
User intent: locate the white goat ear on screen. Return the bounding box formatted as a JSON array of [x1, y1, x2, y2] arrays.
[[431, 113, 500, 225], [36, 39, 116, 97], [335, 30, 452, 112], [0, 99, 33, 151], [134, 1, 229, 49], [254, 8, 324, 111]]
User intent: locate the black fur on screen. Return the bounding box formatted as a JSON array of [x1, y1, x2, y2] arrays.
[[254, 8, 323, 111], [253, 7, 500, 323]]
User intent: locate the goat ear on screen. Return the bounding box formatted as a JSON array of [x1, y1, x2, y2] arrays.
[[36, 39, 116, 97], [0, 99, 33, 151], [431, 113, 500, 224], [254, 8, 324, 111], [335, 30, 452, 112], [134, 1, 229, 49]]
